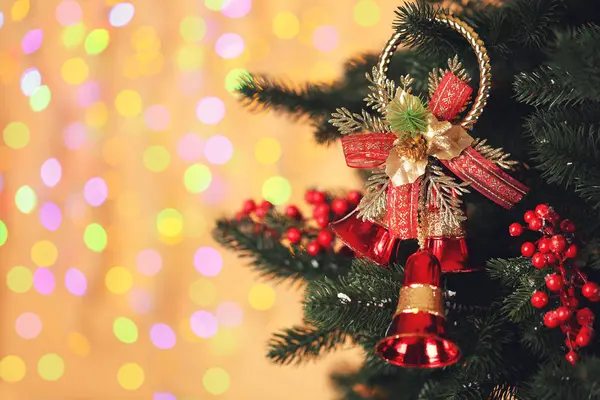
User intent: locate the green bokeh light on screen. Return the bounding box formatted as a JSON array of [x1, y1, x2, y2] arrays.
[[62, 23, 86, 48], [113, 317, 138, 344], [29, 85, 51, 112], [84, 223, 107, 252], [261, 176, 291, 205], [85, 29, 110, 55], [225, 68, 251, 93], [184, 164, 212, 193], [15, 185, 37, 214], [0, 220, 7, 246]]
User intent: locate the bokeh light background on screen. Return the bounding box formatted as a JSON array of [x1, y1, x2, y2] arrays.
[[0, 0, 404, 398]]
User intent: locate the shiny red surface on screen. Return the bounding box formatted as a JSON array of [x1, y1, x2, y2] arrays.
[[403, 250, 441, 286], [426, 236, 478, 273]]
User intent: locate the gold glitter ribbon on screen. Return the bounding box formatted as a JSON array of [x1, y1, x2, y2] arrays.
[[395, 284, 445, 317]]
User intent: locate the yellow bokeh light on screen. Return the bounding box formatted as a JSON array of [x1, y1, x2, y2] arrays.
[[0, 355, 26, 382], [62, 23, 87, 48], [205, 0, 226, 11], [31, 240, 58, 267], [11, 0, 30, 21], [115, 90, 142, 117], [62, 58, 89, 85], [67, 332, 90, 356], [143, 146, 171, 173], [6, 266, 33, 293], [102, 136, 127, 167], [177, 45, 205, 71], [37, 354, 65, 381], [180, 16, 206, 42], [254, 137, 282, 164], [248, 283, 276, 310], [189, 279, 217, 306], [203, 367, 230, 395], [273, 12, 300, 39], [117, 363, 145, 390], [131, 26, 161, 53], [3, 122, 30, 149], [105, 267, 133, 294], [85, 102, 109, 129], [210, 330, 237, 357], [353, 0, 380, 27], [157, 208, 183, 238]]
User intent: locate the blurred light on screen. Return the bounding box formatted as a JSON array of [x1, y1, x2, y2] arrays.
[[135, 249, 162, 276], [215, 33, 245, 59], [0, 220, 6, 246], [33, 268, 55, 295], [6, 266, 33, 293], [38, 354, 64, 381], [203, 17, 221, 42], [0, 355, 26, 382], [189, 279, 217, 306], [3, 121, 30, 149], [21, 68, 41, 96], [39, 202, 62, 231], [84, 223, 107, 252], [196, 97, 225, 125], [248, 283, 276, 310], [105, 267, 132, 294], [262, 176, 291, 205], [194, 247, 222, 276], [62, 23, 86, 48], [177, 45, 204, 71], [113, 317, 138, 343], [103, 137, 126, 166], [0, 12, 3, 29], [30, 85, 51, 112], [149, 324, 176, 350], [178, 71, 203, 95], [77, 81, 100, 107], [144, 105, 170, 131], [85, 29, 110, 55], [22, 29, 43, 54], [273, 12, 300, 39], [204, 135, 233, 165], [115, 89, 142, 116], [184, 164, 212, 193], [31, 240, 58, 267], [156, 209, 183, 238], [313, 26, 339, 52], [15, 312, 42, 339], [67, 332, 90, 356], [85, 101, 108, 128], [254, 137, 281, 164], [11, 0, 30, 21], [15, 185, 37, 214], [205, 0, 226, 11], [128, 288, 154, 314], [190, 311, 218, 338], [65, 268, 87, 296], [63, 123, 86, 150], [83, 177, 108, 207], [117, 363, 145, 390], [203, 367, 230, 395], [209, 329, 237, 356], [131, 26, 160, 53], [201, 176, 227, 205], [224, 68, 249, 93], [66, 194, 87, 221], [180, 16, 206, 42], [216, 301, 243, 327], [62, 58, 89, 85], [56, 1, 82, 26], [177, 134, 203, 162], [109, 3, 135, 27], [354, 0, 380, 27], [143, 146, 171, 172], [154, 394, 177, 400], [41, 158, 62, 187], [222, 0, 251, 18]]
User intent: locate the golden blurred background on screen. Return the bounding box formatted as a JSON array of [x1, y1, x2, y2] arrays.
[[0, 0, 404, 398]]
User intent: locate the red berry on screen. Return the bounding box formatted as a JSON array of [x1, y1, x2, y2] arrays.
[[286, 227, 302, 244], [532, 253, 547, 269], [550, 235, 567, 253], [306, 241, 321, 256], [315, 215, 330, 228], [347, 190, 362, 206], [576, 328, 593, 347], [544, 311, 560, 328], [577, 308, 595, 326], [566, 296, 579, 309], [537, 238, 551, 254], [548, 212, 561, 224], [317, 230, 334, 247], [284, 205, 302, 220], [566, 350, 579, 365], [259, 200, 273, 210], [545, 253, 558, 265], [565, 244, 578, 259], [524, 210, 536, 223], [305, 190, 317, 204], [529, 217, 543, 231], [560, 219, 576, 233], [255, 207, 268, 219], [531, 291, 548, 308], [509, 223, 524, 236], [235, 211, 245, 221], [242, 199, 257, 214], [545, 274, 564, 291], [556, 306, 572, 322], [313, 203, 330, 218], [521, 242, 536, 257], [582, 282, 600, 299], [331, 198, 349, 215], [535, 204, 550, 219], [591, 294, 600, 303], [312, 191, 326, 204]]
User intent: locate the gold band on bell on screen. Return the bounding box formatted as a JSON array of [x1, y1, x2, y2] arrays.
[[395, 284, 445, 317]]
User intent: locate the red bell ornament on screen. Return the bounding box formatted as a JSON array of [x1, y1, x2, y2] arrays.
[[375, 250, 460, 368]]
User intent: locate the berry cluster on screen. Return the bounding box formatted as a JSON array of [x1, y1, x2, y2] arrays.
[[236, 189, 362, 257], [510, 204, 597, 365]]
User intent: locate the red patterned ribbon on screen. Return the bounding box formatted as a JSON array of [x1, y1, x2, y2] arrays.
[[429, 72, 473, 121], [383, 178, 420, 239], [341, 133, 396, 168]]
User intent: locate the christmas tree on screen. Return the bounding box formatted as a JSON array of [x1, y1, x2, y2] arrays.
[[213, 1, 600, 399]]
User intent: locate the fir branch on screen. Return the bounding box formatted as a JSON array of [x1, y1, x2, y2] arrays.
[[487, 258, 533, 288], [329, 108, 389, 136], [212, 218, 350, 282], [472, 138, 519, 170], [506, 0, 564, 49], [519, 317, 560, 360], [423, 164, 470, 229], [582, 238, 600, 270], [513, 66, 583, 108], [356, 171, 389, 221], [365, 67, 397, 114], [523, 357, 600, 400], [267, 325, 351, 365]]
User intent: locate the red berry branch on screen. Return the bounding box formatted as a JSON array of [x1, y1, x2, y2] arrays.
[[510, 204, 598, 365]]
